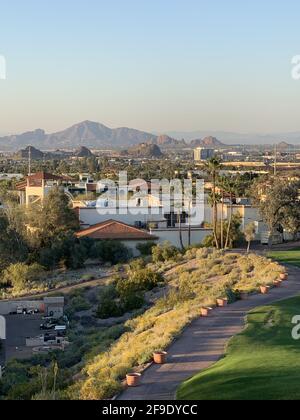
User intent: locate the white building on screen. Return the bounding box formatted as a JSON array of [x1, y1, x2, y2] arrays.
[[194, 148, 215, 161]]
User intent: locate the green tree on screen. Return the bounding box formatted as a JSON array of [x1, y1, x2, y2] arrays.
[[251, 178, 300, 247], [0, 211, 28, 271], [27, 187, 79, 247], [244, 222, 257, 253]]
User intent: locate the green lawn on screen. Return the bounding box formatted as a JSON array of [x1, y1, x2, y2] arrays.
[[177, 297, 300, 400], [268, 249, 300, 267]]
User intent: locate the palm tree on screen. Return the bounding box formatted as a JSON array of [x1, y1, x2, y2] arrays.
[[205, 157, 222, 249], [222, 176, 242, 249], [217, 176, 229, 249], [177, 211, 184, 251]]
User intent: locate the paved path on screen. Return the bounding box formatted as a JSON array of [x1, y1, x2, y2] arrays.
[[118, 265, 300, 400]]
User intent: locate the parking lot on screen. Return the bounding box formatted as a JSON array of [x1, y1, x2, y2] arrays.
[[5, 314, 43, 361]]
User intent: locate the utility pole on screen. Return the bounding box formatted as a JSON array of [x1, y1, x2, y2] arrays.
[[274, 144, 277, 177], [28, 145, 32, 176]]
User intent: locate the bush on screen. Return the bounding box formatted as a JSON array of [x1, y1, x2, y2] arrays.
[[128, 258, 147, 271], [81, 274, 96, 282], [96, 271, 153, 319], [1, 262, 45, 293], [118, 268, 163, 294], [136, 242, 157, 256], [67, 295, 92, 313], [96, 299, 124, 319], [96, 284, 124, 319], [121, 291, 145, 312], [90, 241, 132, 265], [37, 234, 91, 270], [152, 242, 179, 263]]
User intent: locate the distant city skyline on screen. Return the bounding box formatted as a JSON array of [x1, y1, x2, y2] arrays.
[[1, 0, 300, 134]]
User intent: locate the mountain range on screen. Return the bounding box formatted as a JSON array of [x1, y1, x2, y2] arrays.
[[2, 121, 300, 151], [166, 130, 300, 145], [0, 121, 158, 151], [0, 121, 227, 152]]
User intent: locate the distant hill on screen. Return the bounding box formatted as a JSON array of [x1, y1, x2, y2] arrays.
[[0, 121, 158, 151], [190, 136, 225, 148], [167, 130, 300, 146], [277, 141, 295, 150], [14, 146, 45, 160], [121, 143, 163, 158], [75, 146, 94, 158], [149, 135, 186, 148]]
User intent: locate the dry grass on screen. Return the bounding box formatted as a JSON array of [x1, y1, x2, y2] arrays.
[[71, 250, 284, 400]]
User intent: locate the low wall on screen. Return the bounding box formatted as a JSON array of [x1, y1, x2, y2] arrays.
[[150, 228, 213, 249], [26, 337, 44, 347]]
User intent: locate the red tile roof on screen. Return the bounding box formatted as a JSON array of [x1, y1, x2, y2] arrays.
[[28, 171, 73, 182], [75, 220, 157, 241], [16, 172, 74, 190]]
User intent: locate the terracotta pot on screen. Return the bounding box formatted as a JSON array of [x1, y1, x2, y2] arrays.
[[280, 273, 288, 281], [217, 298, 228, 307], [126, 373, 141, 387], [200, 307, 212, 317], [260, 286, 270, 295], [153, 351, 168, 365], [273, 280, 282, 288]]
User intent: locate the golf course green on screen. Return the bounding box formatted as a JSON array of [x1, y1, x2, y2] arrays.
[[268, 249, 300, 268], [177, 296, 300, 400]]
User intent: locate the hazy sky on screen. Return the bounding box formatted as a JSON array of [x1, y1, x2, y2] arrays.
[[1, 0, 300, 134]]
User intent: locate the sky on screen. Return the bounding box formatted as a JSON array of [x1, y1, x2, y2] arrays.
[[1, 0, 300, 135]]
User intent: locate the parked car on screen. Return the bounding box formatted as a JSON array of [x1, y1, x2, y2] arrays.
[[16, 307, 24, 315], [43, 333, 56, 343], [55, 325, 67, 336], [40, 322, 56, 331], [42, 316, 54, 322], [24, 308, 39, 315]]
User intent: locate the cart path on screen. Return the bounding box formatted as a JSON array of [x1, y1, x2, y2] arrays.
[[118, 265, 300, 400]]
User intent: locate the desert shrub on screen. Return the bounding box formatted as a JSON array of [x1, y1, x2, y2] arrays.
[[37, 233, 90, 270], [136, 242, 157, 256], [90, 241, 132, 265], [71, 295, 91, 311], [124, 268, 164, 292], [96, 299, 123, 319], [152, 242, 179, 263], [80, 378, 122, 400], [96, 281, 144, 319], [81, 274, 96, 282], [128, 258, 147, 271], [96, 284, 123, 319], [1, 262, 45, 293], [121, 291, 145, 312]]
